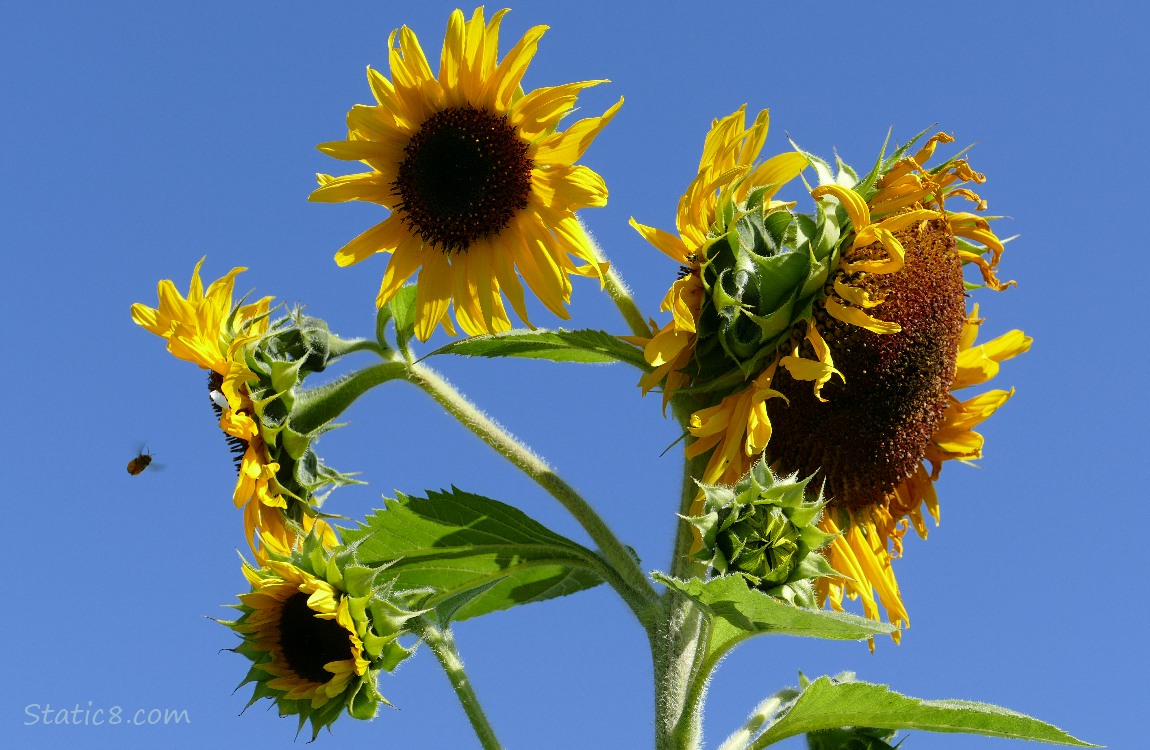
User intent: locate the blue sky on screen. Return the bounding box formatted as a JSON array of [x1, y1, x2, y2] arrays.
[[3, 1, 1145, 748]]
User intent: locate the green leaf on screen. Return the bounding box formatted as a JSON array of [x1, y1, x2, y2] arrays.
[[388, 284, 419, 352], [341, 488, 605, 622], [806, 726, 899, 750], [652, 574, 896, 660], [425, 328, 651, 370], [751, 676, 1098, 749]]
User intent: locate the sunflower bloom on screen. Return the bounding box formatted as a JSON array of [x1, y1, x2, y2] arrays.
[[639, 121, 1029, 635], [222, 534, 420, 738], [132, 260, 331, 555], [311, 7, 622, 341]]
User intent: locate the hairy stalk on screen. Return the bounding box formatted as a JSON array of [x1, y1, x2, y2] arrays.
[[653, 409, 713, 750], [716, 690, 799, 750], [603, 262, 654, 339], [420, 622, 502, 750], [583, 221, 653, 339], [403, 361, 660, 627]]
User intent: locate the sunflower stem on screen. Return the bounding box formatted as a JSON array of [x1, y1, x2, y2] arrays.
[[652, 403, 712, 750], [604, 262, 654, 339], [402, 361, 661, 627], [420, 621, 503, 750], [584, 225, 653, 339]]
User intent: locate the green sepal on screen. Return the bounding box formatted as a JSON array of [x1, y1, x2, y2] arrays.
[[347, 675, 385, 720], [387, 284, 419, 353], [340, 487, 606, 623], [806, 726, 900, 750], [747, 674, 1099, 749], [427, 328, 652, 370]]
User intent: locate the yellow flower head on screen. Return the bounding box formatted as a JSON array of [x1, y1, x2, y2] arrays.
[[132, 260, 335, 557], [222, 534, 420, 739], [640, 121, 1029, 638], [311, 7, 623, 341]]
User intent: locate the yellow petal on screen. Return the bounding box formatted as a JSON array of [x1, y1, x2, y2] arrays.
[[812, 184, 870, 230], [334, 216, 405, 267], [414, 252, 453, 341], [824, 297, 901, 334]]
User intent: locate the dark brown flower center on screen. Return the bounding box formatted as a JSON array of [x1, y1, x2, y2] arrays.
[[278, 592, 354, 684], [766, 219, 966, 510], [394, 106, 533, 253]]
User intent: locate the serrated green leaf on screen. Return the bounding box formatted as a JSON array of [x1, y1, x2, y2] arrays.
[[653, 574, 895, 660], [425, 328, 650, 369], [341, 488, 605, 622], [751, 676, 1098, 749]]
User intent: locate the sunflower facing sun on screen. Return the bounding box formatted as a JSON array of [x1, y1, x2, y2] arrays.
[[634, 114, 1030, 637], [311, 7, 622, 341]]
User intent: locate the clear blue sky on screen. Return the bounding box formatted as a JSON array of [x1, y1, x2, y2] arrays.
[[3, 1, 1144, 748]]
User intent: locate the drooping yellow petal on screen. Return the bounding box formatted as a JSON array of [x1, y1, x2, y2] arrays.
[[824, 297, 902, 334], [812, 184, 871, 231]]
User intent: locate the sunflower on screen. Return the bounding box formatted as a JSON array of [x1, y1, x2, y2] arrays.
[[638, 122, 1029, 634], [235, 561, 370, 709], [311, 7, 623, 341], [222, 534, 419, 738], [132, 260, 334, 555], [628, 106, 808, 409]]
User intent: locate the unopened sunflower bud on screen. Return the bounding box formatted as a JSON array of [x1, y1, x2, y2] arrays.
[[687, 462, 840, 607]]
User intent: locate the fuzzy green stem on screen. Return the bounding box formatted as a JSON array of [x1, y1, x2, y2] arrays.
[[402, 361, 660, 627], [653, 592, 706, 750], [583, 221, 653, 339], [327, 336, 390, 359], [716, 689, 799, 750], [603, 263, 654, 339], [290, 358, 406, 435], [652, 402, 715, 750], [421, 622, 502, 750]]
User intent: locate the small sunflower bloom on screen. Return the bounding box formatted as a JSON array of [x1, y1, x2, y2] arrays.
[[221, 533, 420, 738], [311, 7, 622, 341], [638, 119, 1029, 634]]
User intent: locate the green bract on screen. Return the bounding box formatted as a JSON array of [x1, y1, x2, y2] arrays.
[[242, 309, 365, 515], [687, 462, 839, 607]]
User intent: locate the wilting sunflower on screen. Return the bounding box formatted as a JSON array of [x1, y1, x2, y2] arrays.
[[222, 533, 419, 738], [311, 7, 623, 341], [636, 121, 1029, 634], [131, 260, 337, 556]]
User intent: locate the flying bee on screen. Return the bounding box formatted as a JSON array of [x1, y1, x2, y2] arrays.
[[127, 446, 155, 475]]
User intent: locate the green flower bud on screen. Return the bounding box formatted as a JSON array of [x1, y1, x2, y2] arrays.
[[690, 184, 846, 389], [688, 462, 841, 607]]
